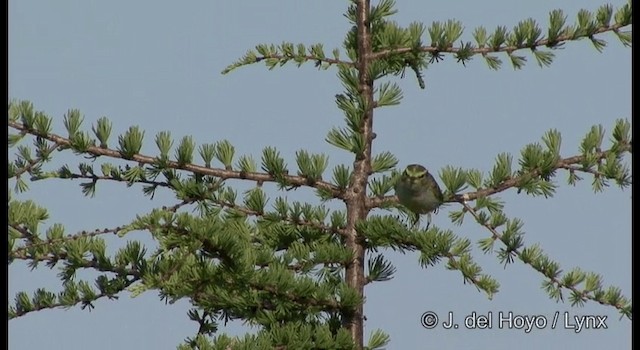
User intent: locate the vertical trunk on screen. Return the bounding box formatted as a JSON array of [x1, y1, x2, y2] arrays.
[[344, 1, 373, 349]]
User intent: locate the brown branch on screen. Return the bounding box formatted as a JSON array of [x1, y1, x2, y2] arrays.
[[557, 163, 630, 182], [9, 225, 121, 258], [370, 23, 628, 61], [163, 200, 196, 213], [255, 54, 354, 67], [24, 167, 347, 236], [11, 142, 61, 178], [8, 121, 344, 199], [9, 249, 141, 277], [367, 144, 631, 209], [9, 277, 138, 319], [9, 224, 36, 241], [35, 171, 171, 188]]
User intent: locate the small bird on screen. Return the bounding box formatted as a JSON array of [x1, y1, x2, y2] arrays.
[[394, 164, 444, 227]]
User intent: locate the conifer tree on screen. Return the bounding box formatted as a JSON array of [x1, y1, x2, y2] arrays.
[[9, 1, 631, 349]]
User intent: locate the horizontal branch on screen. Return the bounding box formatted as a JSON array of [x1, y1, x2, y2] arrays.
[[366, 144, 631, 209], [9, 121, 344, 199], [557, 163, 607, 178], [370, 23, 628, 61], [29, 171, 349, 238], [255, 54, 353, 67], [36, 171, 171, 188], [9, 224, 121, 259], [10, 248, 142, 278], [9, 278, 138, 319]]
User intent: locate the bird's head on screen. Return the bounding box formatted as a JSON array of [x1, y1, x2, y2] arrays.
[[403, 164, 429, 181]]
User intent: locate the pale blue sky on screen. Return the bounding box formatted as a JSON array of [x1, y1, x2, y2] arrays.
[[8, 1, 631, 349]]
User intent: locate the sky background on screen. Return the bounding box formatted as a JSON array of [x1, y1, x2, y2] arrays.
[[8, 1, 631, 349]]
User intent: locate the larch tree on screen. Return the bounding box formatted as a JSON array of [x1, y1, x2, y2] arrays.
[[8, 1, 631, 349]]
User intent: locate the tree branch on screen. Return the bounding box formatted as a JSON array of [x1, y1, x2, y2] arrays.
[[370, 23, 628, 61], [254, 54, 353, 67], [462, 202, 631, 318], [9, 225, 122, 260], [8, 121, 344, 199], [367, 144, 631, 209], [11, 142, 60, 178], [9, 277, 138, 318]]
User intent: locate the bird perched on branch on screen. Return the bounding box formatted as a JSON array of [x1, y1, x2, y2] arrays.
[[394, 164, 444, 228]]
